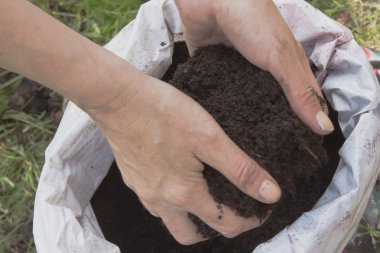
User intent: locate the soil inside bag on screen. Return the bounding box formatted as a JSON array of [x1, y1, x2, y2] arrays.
[[91, 42, 344, 253]]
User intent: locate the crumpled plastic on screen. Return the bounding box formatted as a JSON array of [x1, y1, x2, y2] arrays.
[[33, 0, 380, 252]]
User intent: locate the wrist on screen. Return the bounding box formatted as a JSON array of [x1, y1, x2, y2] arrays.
[[175, 0, 214, 20], [82, 54, 143, 118]]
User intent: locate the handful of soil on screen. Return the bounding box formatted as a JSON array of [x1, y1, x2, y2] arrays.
[[92, 43, 343, 253], [168, 45, 329, 239]]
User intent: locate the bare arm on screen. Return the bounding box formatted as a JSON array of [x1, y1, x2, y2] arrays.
[[0, 0, 137, 111]]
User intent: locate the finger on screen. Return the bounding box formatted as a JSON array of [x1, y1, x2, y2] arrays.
[[116, 157, 160, 218], [187, 183, 264, 238], [181, 24, 196, 57], [212, 0, 333, 134], [267, 40, 334, 135], [194, 129, 281, 204], [159, 206, 206, 245]]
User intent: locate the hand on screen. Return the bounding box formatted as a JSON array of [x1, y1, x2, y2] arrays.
[[0, 0, 282, 246], [88, 72, 281, 245], [175, 0, 334, 135]]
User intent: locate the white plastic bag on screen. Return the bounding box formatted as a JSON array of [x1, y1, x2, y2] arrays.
[[33, 0, 380, 252]]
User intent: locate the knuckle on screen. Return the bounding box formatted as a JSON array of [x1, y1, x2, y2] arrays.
[[233, 157, 259, 191], [290, 85, 320, 110], [192, 126, 222, 152], [162, 186, 193, 207], [198, 126, 221, 143]]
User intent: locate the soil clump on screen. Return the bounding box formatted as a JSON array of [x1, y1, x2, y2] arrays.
[[168, 45, 328, 238], [91, 43, 344, 253]]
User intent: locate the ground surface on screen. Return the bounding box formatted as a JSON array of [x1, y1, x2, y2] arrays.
[[0, 0, 379, 252]]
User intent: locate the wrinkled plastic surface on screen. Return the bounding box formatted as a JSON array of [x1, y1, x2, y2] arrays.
[[33, 0, 380, 252], [362, 47, 380, 82]]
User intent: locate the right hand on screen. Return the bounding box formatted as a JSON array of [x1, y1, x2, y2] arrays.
[[175, 0, 334, 135], [88, 72, 281, 245]]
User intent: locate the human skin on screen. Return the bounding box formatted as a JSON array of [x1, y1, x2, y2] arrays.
[[176, 0, 334, 135], [0, 0, 333, 245]]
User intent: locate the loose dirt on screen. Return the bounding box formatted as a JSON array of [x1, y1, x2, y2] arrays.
[[91, 43, 344, 253], [169, 45, 328, 238]]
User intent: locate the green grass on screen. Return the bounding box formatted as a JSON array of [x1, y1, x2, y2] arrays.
[[0, 1, 378, 253], [309, 0, 380, 50], [348, 183, 380, 252], [0, 110, 53, 253], [34, 0, 140, 45]]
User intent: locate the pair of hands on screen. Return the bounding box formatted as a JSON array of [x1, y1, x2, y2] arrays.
[[0, 0, 333, 246], [89, 0, 334, 245]]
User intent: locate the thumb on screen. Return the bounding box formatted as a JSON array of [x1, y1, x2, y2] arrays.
[[194, 129, 281, 204], [267, 41, 334, 135]]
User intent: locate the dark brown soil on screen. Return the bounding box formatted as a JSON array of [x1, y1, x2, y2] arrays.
[[168, 45, 328, 238], [91, 42, 345, 253]]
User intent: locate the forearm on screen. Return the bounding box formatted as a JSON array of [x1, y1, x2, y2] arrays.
[[0, 0, 139, 111]]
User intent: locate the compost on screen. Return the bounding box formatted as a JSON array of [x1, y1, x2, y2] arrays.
[[91, 43, 344, 253]]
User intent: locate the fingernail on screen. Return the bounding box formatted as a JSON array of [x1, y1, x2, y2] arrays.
[[316, 110, 334, 134], [259, 179, 281, 203]]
